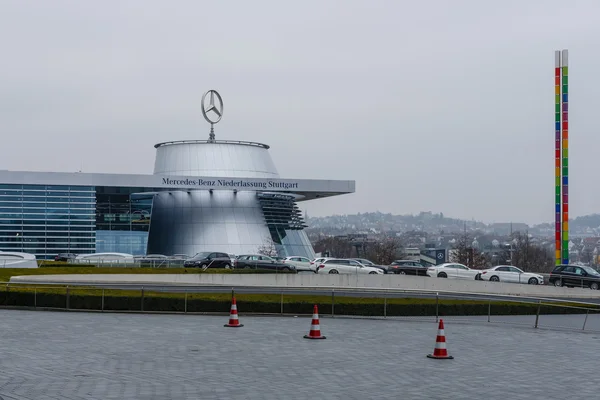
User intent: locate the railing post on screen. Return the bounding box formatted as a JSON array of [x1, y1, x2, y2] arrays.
[[487, 299, 491, 323], [66, 286, 70, 310], [435, 292, 439, 323], [582, 309, 590, 331], [101, 289, 105, 312], [141, 287, 144, 311], [331, 290, 335, 318], [534, 300, 541, 329], [280, 292, 284, 315], [383, 294, 387, 319], [34, 288, 37, 309], [184, 292, 188, 314]]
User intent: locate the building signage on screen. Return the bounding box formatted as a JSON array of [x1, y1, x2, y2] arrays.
[[161, 177, 299, 190]]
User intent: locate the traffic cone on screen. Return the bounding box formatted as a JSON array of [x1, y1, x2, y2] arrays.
[[303, 304, 326, 339], [426, 319, 453, 359], [224, 296, 244, 328]]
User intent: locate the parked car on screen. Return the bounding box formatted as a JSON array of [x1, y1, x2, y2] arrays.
[[549, 264, 600, 289], [388, 260, 428, 276], [310, 257, 331, 269], [351, 258, 388, 273], [228, 254, 237, 264], [316, 258, 384, 275], [234, 254, 296, 272], [55, 253, 77, 262], [282, 256, 315, 272], [427, 263, 480, 280], [479, 265, 544, 285], [183, 252, 232, 269]]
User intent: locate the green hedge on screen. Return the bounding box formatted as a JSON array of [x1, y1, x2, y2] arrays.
[[36, 264, 295, 273], [0, 291, 589, 317]]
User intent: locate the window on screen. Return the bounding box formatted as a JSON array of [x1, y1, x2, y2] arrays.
[[583, 267, 600, 276], [497, 267, 510, 272]]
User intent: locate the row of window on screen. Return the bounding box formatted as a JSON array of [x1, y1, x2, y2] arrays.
[[0, 228, 94, 237], [0, 225, 94, 230], [0, 190, 94, 196], [0, 221, 95, 227], [0, 198, 94, 204], [0, 185, 94, 191], [0, 240, 95, 245], [0, 213, 95, 219], [2, 246, 96, 252], [0, 205, 95, 211]]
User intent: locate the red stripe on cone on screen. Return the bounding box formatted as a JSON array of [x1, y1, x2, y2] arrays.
[[427, 319, 453, 359], [224, 296, 244, 328], [304, 304, 326, 339]]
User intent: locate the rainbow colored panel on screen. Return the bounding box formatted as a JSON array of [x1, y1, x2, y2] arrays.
[[561, 49, 569, 265], [554, 50, 562, 265]]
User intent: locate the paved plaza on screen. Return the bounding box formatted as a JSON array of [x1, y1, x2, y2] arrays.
[[0, 310, 598, 399]]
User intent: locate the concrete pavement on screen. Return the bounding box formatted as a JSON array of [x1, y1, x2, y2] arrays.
[[0, 310, 597, 399]]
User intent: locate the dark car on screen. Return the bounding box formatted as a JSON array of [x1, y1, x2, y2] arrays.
[[351, 258, 388, 273], [388, 260, 428, 276], [234, 254, 295, 272], [183, 252, 232, 269], [549, 264, 600, 289], [55, 253, 77, 262]]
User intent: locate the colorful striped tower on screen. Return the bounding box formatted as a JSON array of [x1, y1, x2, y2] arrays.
[[554, 50, 569, 265], [554, 51, 562, 265]]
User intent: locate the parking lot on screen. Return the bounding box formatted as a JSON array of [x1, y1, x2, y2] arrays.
[[0, 310, 598, 399]]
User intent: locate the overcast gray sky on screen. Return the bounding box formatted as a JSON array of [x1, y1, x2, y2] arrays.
[[1, 0, 599, 225]]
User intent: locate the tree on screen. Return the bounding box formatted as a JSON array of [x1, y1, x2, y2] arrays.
[[313, 236, 355, 258], [363, 238, 403, 265], [510, 232, 554, 273], [450, 234, 489, 268], [257, 237, 278, 257]]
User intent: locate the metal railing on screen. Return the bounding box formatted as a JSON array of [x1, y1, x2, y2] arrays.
[[1, 282, 599, 333]]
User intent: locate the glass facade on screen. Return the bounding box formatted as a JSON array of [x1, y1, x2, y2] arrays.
[[0, 184, 96, 259], [95, 189, 152, 255], [0, 183, 315, 260], [258, 193, 314, 258]]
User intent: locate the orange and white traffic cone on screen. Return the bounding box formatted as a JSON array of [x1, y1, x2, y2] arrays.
[[427, 319, 453, 359], [224, 296, 244, 328], [303, 304, 326, 339]]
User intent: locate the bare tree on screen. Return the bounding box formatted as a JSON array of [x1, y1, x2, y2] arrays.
[[450, 234, 489, 269], [313, 236, 355, 258], [364, 238, 403, 265], [257, 236, 278, 257], [511, 232, 554, 273]]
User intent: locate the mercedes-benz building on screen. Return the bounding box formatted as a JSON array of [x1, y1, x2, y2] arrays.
[[0, 138, 354, 260]]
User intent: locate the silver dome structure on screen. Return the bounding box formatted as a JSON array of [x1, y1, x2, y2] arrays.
[[147, 140, 317, 258]]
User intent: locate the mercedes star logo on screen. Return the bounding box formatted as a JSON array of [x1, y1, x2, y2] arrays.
[[201, 90, 224, 125]]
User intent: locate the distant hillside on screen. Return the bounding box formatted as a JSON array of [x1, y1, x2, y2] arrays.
[[305, 212, 600, 237], [305, 211, 485, 235]]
